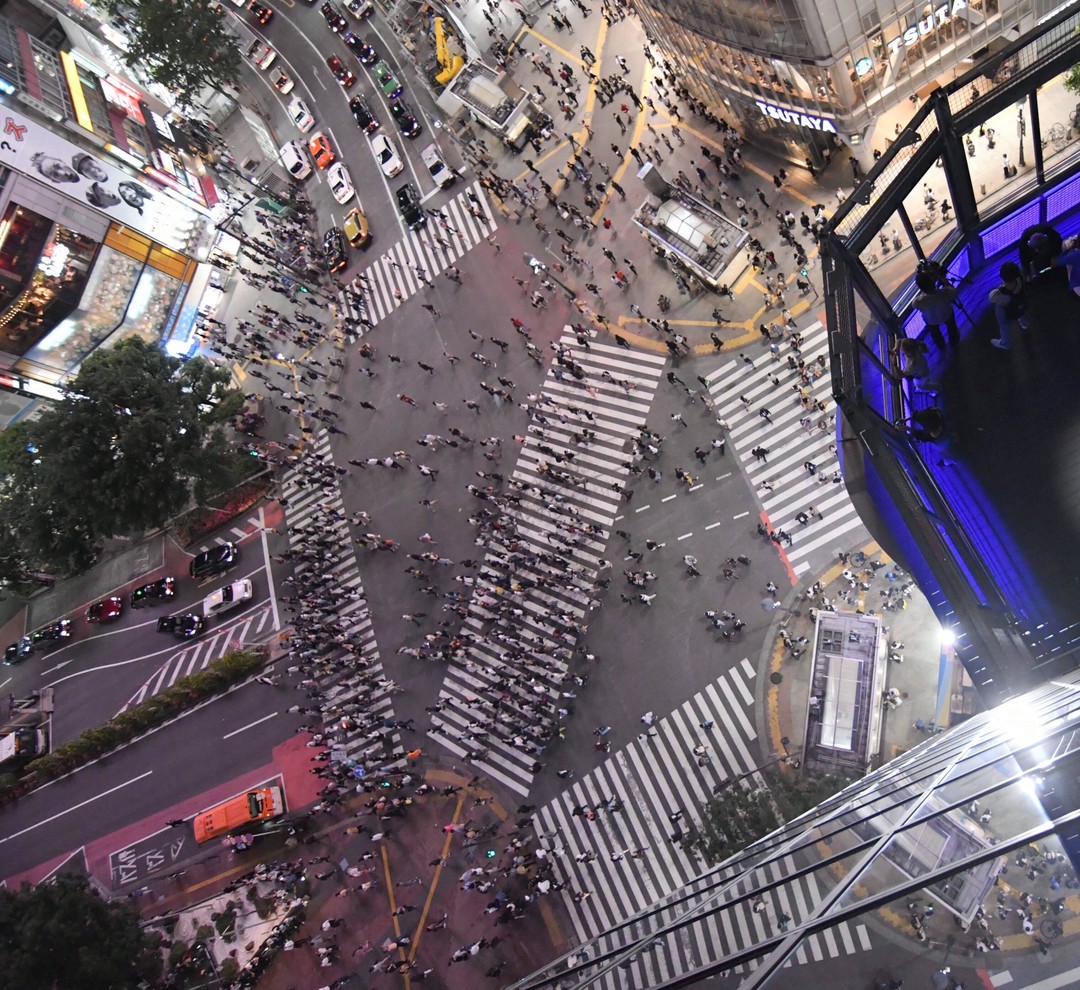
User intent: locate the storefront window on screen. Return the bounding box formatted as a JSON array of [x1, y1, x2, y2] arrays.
[[0, 206, 99, 357], [104, 266, 183, 349], [22, 245, 141, 370], [122, 116, 152, 162]]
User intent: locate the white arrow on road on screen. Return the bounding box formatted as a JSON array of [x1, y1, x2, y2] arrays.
[[41, 659, 73, 674]]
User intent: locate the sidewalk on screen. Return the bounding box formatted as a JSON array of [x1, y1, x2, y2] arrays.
[[142, 770, 567, 988], [760, 538, 951, 772], [754, 540, 1080, 962]]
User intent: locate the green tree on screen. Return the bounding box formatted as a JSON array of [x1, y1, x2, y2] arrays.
[[1067, 62, 1080, 98], [0, 337, 244, 579], [685, 782, 781, 866], [0, 873, 160, 988], [684, 768, 853, 866], [102, 0, 243, 109]]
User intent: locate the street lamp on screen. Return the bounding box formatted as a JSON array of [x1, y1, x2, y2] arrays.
[[1017, 105, 1026, 168], [713, 746, 798, 794]]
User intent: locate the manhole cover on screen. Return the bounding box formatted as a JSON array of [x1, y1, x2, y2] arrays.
[[770, 671, 783, 684]]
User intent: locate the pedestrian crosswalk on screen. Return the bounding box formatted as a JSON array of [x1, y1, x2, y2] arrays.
[[427, 332, 668, 795], [349, 180, 498, 326], [279, 430, 399, 766], [193, 513, 265, 553], [705, 321, 868, 577], [117, 603, 277, 713], [532, 660, 872, 986]]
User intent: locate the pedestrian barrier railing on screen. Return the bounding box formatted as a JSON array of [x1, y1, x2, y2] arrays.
[[823, 6, 1080, 701]]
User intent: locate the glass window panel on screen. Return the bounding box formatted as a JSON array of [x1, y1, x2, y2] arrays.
[[102, 265, 182, 348], [1035, 72, 1080, 175]]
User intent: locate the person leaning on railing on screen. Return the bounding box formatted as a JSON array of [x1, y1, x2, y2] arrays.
[[912, 269, 959, 349], [1053, 235, 1080, 300]]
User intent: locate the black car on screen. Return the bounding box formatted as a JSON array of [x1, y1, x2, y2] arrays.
[[248, 0, 273, 23], [2, 637, 32, 665], [131, 577, 177, 608], [157, 614, 206, 639], [349, 95, 379, 133], [190, 543, 239, 580], [31, 619, 73, 651], [342, 31, 377, 64], [323, 227, 348, 273], [395, 183, 426, 230], [389, 100, 422, 138], [320, 0, 347, 31]]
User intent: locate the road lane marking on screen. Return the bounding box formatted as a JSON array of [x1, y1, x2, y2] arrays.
[[661, 494, 677, 503], [0, 771, 153, 845], [634, 504, 650, 513], [705, 522, 722, 531], [260, 506, 281, 634], [716, 472, 731, 480], [223, 712, 278, 739], [677, 532, 692, 540], [688, 483, 703, 491], [733, 511, 749, 519]]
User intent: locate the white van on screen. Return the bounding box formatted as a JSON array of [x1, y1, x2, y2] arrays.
[[279, 140, 312, 180], [420, 143, 456, 188]]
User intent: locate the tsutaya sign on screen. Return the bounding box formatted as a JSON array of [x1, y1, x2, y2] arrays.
[[886, 0, 969, 56], [755, 100, 838, 133]]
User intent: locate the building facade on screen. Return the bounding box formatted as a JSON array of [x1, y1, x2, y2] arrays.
[[0, 0, 215, 391], [632, 0, 1060, 168]]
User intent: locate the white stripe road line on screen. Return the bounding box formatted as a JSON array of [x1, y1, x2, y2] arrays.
[[531, 667, 870, 975], [705, 522, 722, 530], [677, 532, 692, 540], [734, 511, 749, 519], [223, 712, 277, 739], [429, 344, 666, 792]]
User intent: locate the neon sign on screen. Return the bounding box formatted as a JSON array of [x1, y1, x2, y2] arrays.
[[755, 100, 838, 134]]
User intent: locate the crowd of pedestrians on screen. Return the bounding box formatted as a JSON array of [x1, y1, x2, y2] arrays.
[[182, 0, 878, 982]]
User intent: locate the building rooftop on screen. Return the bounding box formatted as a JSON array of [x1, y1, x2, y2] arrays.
[[444, 60, 523, 127], [632, 187, 749, 288]]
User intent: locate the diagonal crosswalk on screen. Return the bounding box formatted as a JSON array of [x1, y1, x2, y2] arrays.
[[279, 431, 399, 765], [533, 660, 872, 985], [117, 604, 277, 713], [427, 331, 667, 796], [705, 321, 868, 577], [349, 180, 498, 326]]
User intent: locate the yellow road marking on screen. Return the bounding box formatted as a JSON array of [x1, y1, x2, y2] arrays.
[[522, 26, 586, 66], [408, 791, 467, 962]]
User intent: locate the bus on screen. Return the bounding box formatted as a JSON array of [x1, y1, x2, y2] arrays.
[[193, 785, 285, 844]]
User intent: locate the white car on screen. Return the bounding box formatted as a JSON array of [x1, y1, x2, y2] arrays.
[[370, 133, 403, 177], [202, 579, 254, 618], [245, 41, 277, 69], [279, 140, 312, 180], [272, 68, 295, 94], [288, 97, 315, 134], [421, 143, 456, 189], [327, 162, 355, 204]]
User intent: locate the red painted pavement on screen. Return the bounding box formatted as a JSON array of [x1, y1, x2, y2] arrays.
[[3, 733, 323, 890]]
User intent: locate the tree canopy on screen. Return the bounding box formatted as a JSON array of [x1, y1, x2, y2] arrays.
[[0, 873, 160, 989], [684, 768, 854, 866], [103, 0, 243, 109], [0, 337, 243, 581]]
